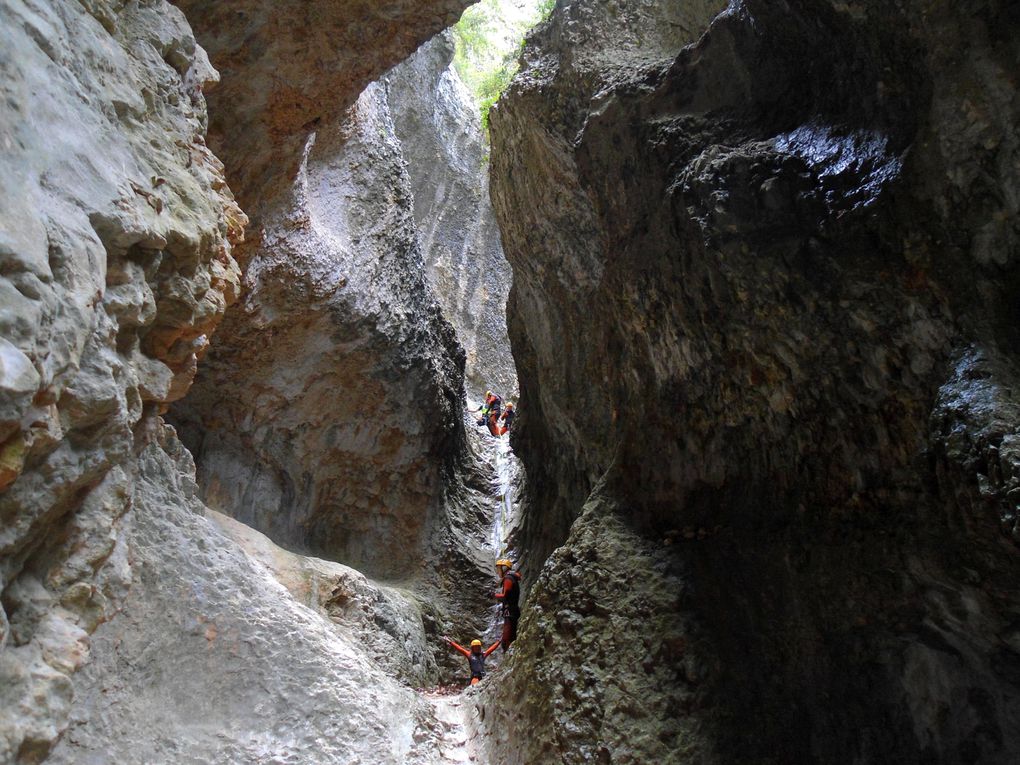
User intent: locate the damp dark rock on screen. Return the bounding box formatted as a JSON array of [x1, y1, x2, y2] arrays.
[[484, 0, 1020, 762]]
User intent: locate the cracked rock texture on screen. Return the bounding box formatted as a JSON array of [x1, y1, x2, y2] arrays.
[[170, 81, 474, 580], [485, 0, 1020, 762], [45, 426, 461, 764], [386, 34, 517, 397], [0, 0, 243, 758]]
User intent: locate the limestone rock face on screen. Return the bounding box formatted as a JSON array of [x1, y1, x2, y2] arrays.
[[0, 0, 243, 758], [210, 508, 443, 686], [170, 4, 492, 583], [486, 0, 1020, 762], [386, 34, 517, 397], [170, 82, 470, 579], [173, 0, 474, 208], [45, 426, 456, 764], [477, 490, 698, 765], [2, 0, 488, 759]]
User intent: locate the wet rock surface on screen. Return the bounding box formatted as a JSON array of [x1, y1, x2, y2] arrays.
[[386, 34, 517, 397], [486, 0, 1020, 762]]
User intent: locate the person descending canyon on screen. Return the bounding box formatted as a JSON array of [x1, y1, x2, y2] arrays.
[[442, 636, 501, 686], [475, 390, 503, 437], [494, 558, 522, 651], [497, 401, 515, 435]]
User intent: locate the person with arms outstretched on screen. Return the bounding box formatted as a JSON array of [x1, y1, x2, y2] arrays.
[[442, 636, 501, 686]]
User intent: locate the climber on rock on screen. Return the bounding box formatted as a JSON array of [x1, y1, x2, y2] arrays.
[[497, 402, 515, 436], [474, 390, 494, 424], [442, 636, 501, 686], [494, 558, 522, 651], [475, 390, 502, 437]]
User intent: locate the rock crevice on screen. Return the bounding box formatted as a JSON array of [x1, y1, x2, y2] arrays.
[[385, 33, 517, 397]]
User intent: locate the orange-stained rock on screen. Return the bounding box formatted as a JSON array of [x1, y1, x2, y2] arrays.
[[177, 0, 473, 209]]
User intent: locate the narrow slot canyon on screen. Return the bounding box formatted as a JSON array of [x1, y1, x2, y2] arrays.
[[1, 1, 1019, 764]]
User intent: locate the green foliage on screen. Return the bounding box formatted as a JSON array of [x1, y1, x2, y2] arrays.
[[452, 0, 552, 140], [476, 54, 519, 132]]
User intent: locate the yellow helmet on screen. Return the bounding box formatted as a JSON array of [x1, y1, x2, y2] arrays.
[[470, 639, 482, 648], [496, 558, 512, 569]]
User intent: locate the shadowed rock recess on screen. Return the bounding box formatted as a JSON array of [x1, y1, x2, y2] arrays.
[[480, 0, 1020, 763]]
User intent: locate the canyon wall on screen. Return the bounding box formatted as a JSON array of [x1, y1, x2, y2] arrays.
[[0, 0, 243, 758], [484, 0, 1020, 762], [0, 0, 480, 760], [8, 0, 1016, 761], [168, 8, 494, 583], [386, 34, 517, 398], [168, 81, 471, 578]]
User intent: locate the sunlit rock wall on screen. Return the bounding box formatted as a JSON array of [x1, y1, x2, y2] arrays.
[[484, 0, 1020, 762], [171, 3, 481, 580], [170, 83, 468, 578], [0, 0, 244, 758], [386, 34, 517, 398]]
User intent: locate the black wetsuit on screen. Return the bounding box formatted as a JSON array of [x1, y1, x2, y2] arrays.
[[499, 572, 522, 649], [468, 651, 487, 679]]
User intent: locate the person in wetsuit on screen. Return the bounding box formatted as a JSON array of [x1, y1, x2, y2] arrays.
[[497, 402, 515, 435], [442, 636, 501, 686], [494, 558, 522, 651], [482, 391, 503, 436], [476, 391, 500, 423]]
